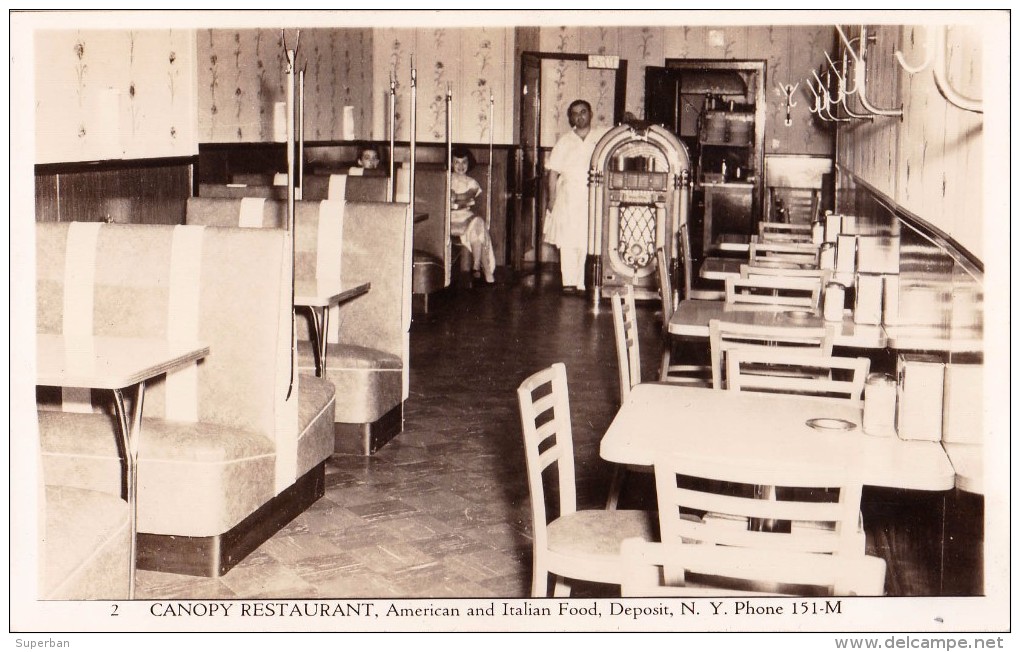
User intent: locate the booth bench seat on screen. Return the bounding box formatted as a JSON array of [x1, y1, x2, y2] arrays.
[[185, 197, 413, 456], [41, 484, 130, 599], [36, 222, 334, 578]]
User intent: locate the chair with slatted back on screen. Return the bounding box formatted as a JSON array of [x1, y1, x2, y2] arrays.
[[739, 264, 832, 285], [758, 221, 813, 244], [679, 223, 725, 301], [621, 539, 886, 597], [606, 286, 710, 510], [724, 276, 822, 309], [708, 319, 835, 390], [652, 447, 868, 559], [724, 349, 870, 405], [655, 249, 712, 385], [748, 241, 820, 269], [517, 363, 655, 596], [768, 187, 821, 225]]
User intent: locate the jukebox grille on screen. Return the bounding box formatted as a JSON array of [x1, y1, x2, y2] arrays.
[[616, 203, 657, 270]]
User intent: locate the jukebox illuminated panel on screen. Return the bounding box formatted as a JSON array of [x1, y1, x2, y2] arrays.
[[588, 124, 692, 303], [605, 169, 670, 293]]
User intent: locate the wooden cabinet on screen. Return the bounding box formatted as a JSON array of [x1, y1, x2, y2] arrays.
[[702, 182, 754, 253]]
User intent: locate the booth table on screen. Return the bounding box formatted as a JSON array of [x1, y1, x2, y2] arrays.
[[294, 281, 371, 377], [36, 334, 210, 599]]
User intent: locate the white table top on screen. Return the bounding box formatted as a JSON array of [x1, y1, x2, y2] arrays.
[[600, 384, 956, 492], [699, 257, 743, 280], [668, 299, 887, 349], [714, 233, 751, 253], [943, 442, 983, 494], [293, 281, 371, 308], [883, 324, 983, 353], [36, 335, 209, 389]]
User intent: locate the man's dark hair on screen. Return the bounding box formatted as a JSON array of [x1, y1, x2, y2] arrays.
[[567, 99, 592, 124]]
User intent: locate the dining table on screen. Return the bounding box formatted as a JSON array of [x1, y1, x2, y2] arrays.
[[601, 383, 956, 493], [36, 333, 211, 599], [668, 298, 888, 349], [699, 256, 743, 281], [294, 280, 371, 377]]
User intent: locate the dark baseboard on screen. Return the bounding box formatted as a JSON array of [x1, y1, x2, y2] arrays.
[[135, 462, 326, 578], [334, 402, 404, 455]]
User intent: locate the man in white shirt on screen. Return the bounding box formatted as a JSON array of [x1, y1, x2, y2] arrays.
[[544, 99, 609, 292]]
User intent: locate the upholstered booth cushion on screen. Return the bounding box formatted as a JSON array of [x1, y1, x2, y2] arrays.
[[295, 374, 337, 475], [42, 485, 130, 600], [296, 342, 402, 424], [38, 410, 276, 536]]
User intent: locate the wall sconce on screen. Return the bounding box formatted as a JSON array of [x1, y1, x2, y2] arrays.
[[776, 82, 799, 126]]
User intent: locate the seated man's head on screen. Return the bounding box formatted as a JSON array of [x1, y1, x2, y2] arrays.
[[451, 146, 474, 175], [357, 146, 381, 170]]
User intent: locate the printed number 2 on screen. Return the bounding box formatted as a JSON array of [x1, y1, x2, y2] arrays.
[[111, 604, 119, 616]]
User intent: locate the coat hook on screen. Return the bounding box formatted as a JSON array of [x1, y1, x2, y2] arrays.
[[933, 25, 983, 114], [895, 25, 933, 74], [776, 82, 799, 127], [836, 25, 903, 118]]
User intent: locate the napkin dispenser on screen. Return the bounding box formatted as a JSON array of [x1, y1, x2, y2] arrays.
[[942, 363, 983, 444], [895, 353, 945, 441]]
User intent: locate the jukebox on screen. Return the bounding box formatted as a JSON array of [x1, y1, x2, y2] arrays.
[[587, 123, 692, 303]]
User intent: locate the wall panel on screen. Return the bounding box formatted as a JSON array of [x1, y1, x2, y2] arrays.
[[35, 29, 198, 163]]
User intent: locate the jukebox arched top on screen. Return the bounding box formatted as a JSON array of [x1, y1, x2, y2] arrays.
[[587, 123, 693, 302]]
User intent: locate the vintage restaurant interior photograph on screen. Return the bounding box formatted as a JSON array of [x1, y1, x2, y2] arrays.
[[9, 8, 1011, 634]]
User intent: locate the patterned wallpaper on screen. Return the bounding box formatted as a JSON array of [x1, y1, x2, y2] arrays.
[[835, 24, 984, 260], [538, 25, 835, 156], [35, 29, 198, 164], [371, 26, 516, 144], [196, 28, 374, 143]]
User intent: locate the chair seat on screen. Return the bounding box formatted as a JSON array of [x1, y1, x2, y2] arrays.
[[43, 485, 130, 599], [548, 509, 656, 558], [412, 249, 445, 295], [297, 341, 403, 370], [690, 288, 726, 301], [412, 249, 443, 266]]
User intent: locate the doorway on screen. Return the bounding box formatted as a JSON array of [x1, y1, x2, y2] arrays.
[[644, 60, 766, 258], [509, 52, 628, 276]]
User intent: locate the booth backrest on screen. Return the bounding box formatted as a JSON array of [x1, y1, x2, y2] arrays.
[[185, 197, 343, 294], [199, 183, 286, 200], [36, 222, 295, 445], [397, 168, 448, 262], [339, 201, 413, 368], [202, 176, 389, 203]]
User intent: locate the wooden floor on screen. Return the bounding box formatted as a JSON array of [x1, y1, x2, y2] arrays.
[[135, 268, 977, 599]]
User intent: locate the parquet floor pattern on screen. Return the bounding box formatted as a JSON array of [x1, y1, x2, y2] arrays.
[[135, 271, 957, 599]]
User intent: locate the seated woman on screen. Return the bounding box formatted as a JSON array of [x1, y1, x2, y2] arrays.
[[450, 147, 496, 284]]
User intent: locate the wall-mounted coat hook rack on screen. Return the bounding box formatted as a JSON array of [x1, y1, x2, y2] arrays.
[[837, 25, 903, 119], [896, 25, 982, 114], [821, 57, 873, 122], [776, 81, 799, 126]]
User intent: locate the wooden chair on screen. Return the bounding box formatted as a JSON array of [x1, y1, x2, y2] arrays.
[[679, 223, 725, 301], [621, 539, 886, 597], [725, 349, 870, 405], [724, 276, 822, 309], [607, 286, 710, 510], [740, 264, 832, 285], [652, 451, 867, 557], [748, 241, 820, 269], [653, 252, 712, 385], [708, 319, 835, 390], [768, 186, 821, 225], [516, 363, 655, 596], [758, 221, 813, 244]]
